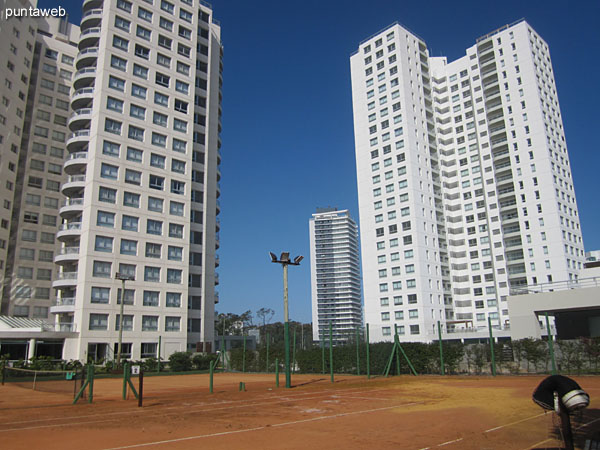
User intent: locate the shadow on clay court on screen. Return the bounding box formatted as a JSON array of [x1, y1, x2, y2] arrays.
[[532, 408, 600, 450]]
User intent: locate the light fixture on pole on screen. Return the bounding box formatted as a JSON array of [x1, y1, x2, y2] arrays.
[[270, 251, 303, 388], [115, 272, 135, 367]]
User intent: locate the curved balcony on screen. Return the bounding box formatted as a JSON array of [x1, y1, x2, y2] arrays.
[[80, 8, 102, 30], [78, 27, 101, 51], [82, 0, 103, 12], [50, 297, 76, 315], [64, 151, 88, 174], [57, 222, 82, 240], [52, 271, 78, 288], [66, 130, 90, 152], [73, 68, 96, 90], [59, 198, 84, 219], [61, 175, 86, 196], [55, 322, 77, 332], [68, 108, 92, 132], [55, 247, 80, 264], [75, 47, 98, 70], [71, 87, 94, 109]]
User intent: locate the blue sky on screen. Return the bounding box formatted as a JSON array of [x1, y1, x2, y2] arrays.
[[43, 0, 600, 324]]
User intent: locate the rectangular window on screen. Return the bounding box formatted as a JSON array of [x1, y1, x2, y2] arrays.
[[123, 192, 140, 208], [128, 125, 144, 141], [131, 84, 147, 99], [99, 187, 117, 203], [133, 63, 148, 79], [89, 313, 109, 330], [143, 290, 160, 306], [112, 35, 129, 51], [144, 266, 160, 282], [167, 269, 182, 284], [142, 315, 159, 331], [97, 210, 115, 227], [126, 147, 143, 162], [166, 292, 181, 307], [120, 239, 137, 255], [130, 104, 146, 120], [138, 7, 153, 22], [122, 215, 139, 231], [92, 261, 112, 278], [94, 236, 114, 252], [124, 169, 141, 185], [91, 287, 111, 304], [147, 219, 162, 235]]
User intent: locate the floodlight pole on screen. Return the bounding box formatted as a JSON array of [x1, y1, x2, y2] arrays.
[[115, 272, 134, 368], [270, 252, 302, 389]]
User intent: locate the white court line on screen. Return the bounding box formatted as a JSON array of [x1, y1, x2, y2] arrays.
[[437, 438, 463, 447], [0, 387, 406, 432], [484, 412, 546, 432], [519, 415, 600, 450], [100, 402, 419, 450], [1, 385, 394, 426]]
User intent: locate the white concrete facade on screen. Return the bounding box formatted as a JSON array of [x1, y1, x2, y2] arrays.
[[52, 0, 222, 361], [351, 20, 584, 343], [309, 208, 362, 344]]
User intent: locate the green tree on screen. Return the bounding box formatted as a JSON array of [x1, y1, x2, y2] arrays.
[[168, 352, 192, 372], [519, 338, 546, 373]]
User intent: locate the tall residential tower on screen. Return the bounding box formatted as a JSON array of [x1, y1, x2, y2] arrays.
[[309, 208, 362, 345], [52, 0, 222, 360], [351, 20, 584, 342]]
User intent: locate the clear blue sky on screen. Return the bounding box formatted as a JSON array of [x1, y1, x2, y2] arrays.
[[44, 0, 600, 324]]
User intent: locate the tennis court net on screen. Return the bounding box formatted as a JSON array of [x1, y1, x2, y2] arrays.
[[2, 366, 83, 397]]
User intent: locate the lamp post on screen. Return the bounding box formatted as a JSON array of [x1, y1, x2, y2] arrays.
[[115, 272, 134, 367], [270, 252, 303, 388]]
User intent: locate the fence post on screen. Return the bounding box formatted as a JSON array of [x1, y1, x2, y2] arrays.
[[545, 312, 557, 375], [488, 316, 496, 376], [122, 362, 129, 400], [242, 334, 246, 373], [438, 321, 445, 376], [366, 324, 370, 379], [321, 340, 325, 375], [292, 328, 296, 374], [209, 359, 215, 393], [157, 336, 161, 373], [275, 358, 279, 388], [266, 332, 269, 373], [356, 327, 360, 376], [329, 321, 334, 383]]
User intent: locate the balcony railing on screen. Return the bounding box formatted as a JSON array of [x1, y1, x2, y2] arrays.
[[62, 198, 84, 207], [59, 247, 80, 255], [55, 297, 76, 306], [56, 272, 78, 280], [59, 222, 82, 231]]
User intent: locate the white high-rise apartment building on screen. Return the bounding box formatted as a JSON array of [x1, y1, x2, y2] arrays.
[[351, 20, 584, 343], [2, 16, 79, 325], [309, 208, 362, 345], [52, 0, 222, 361]]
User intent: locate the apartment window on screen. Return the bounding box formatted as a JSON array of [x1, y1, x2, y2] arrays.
[[142, 315, 159, 331], [138, 7, 153, 22], [105, 118, 122, 134], [99, 186, 117, 203], [147, 219, 163, 235], [115, 15, 130, 31], [175, 80, 189, 94], [144, 266, 160, 282], [112, 35, 129, 51], [161, 0, 175, 13], [154, 92, 169, 106], [127, 147, 143, 162], [130, 104, 146, 120], [170, 201, 184, 216], [133, 63, 148, 79], [156, 73, 170, 87], [89, 313, 109, 330], [176, 61, 190, 75], [118, 169, 139, 187], [100, 163, 119, 180], [158, 34, 172, 49], [169, 223, 183, 238], [110, 55, 127, 71], [157, 53, 171, 67], [167, 269, 182, 284], [122, 215, 139, 231], [117, 0, 132, 12], [171, 180, 185, 195], [173, 118, 187, 132], [93, 261, 112, 278], [123, 192, 140, 208], [136, 24, 151, 40], [135, 44, 150, 59], [132, 84, 147, 99], [145, 243, 162, 258], [173, 138, 187, 153], [152, 132, 167, 147], [166, 292, 181, 307], [128, 125, 144, 141], [179, 8, 192, 22], [97, 210, 115, 227], [120, 239, 137, 255], [109, 75, 125, 91], [171, 159, 186, 174], [95, 236, 114, 252], [148, 197, 163, 212], [410, 325, 420, 335], [165, 316, 181, 332]]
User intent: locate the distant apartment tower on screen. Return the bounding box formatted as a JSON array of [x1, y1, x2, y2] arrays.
[[309, 208, 362, 345], [1, 12, 79, 323], [52, 0, 222, 361], [351, 20, 584, 343]]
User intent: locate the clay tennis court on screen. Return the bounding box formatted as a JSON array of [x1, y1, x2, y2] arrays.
[[1, 373, 599, 449]]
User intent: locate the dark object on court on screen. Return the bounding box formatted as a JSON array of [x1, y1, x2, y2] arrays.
[[532, 375, 590, 450]]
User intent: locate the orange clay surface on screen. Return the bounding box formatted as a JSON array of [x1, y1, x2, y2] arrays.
[[1, 373, 599, 450]]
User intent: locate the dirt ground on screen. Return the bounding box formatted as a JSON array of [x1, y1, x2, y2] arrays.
[[1, 372, 599, 450]]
